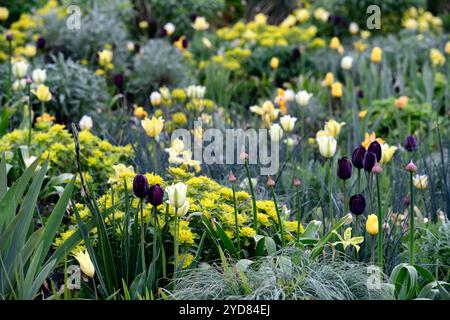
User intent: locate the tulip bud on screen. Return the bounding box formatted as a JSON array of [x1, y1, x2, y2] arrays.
[[349, 194, 366, 215], [403, 135, 417, 152], [133, 174, 149, 199], [372, 163, 383, 174], [228, 171, 236, 183], [293, 177, 301, 187], [147, 184, 164, 206], [113, 73, 124, 89], [74, 251, 95, 278], [337, 157, 352, 180], [368, 141, 382, 162], [382, 222, 390, 231], [37, 36, 46, 49], [6, 31, 13, 41], [404, 194, 410, 207], [366, 214, 379, 235], [405, 160, 417, 173], [267, 176, 275, 187], [363, 151, 377, 172], [352, 145, 366, 169]]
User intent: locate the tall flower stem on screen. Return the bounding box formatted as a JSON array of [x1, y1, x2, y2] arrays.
[[139, 199, 146, 272], [173, 214, 179, 279], [376, 174, 383, 272], [409, 172, 415, 265], [27, 84, 32, 146], [151, 205, 158, 288], [244, 161, 258, 233], [328, 158, 333, 231], [357, 169, 361, 193], [296, 187, 302, 243], [271, 187, 285, 247], [231, 182, 241, 258], [343, 180, 347, 216], [152, 139, 158, 174], [6, 39, 12, 102]]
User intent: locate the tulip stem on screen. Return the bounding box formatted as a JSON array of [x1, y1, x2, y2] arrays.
[[152, 205, 158, 289], [296, 186, 302, 243], [244, 160, 258, 233], [140, 199, 146, 272], [328, 158, 333, 232], [357, 169, 361, 193], [343, 180, 347, 216], [270, 186, 285, 247], [6, 39, 12, 102], [27, 84, 32, 146], [152, 139, 158, 174], [409, 172, 415, 265], [173, 215, 179, 279], [231, 183, 241, 258], [376, 174, 383, 273]]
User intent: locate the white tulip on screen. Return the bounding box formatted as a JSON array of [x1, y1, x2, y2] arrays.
[[176, 200, 190, 216], [79, 115, 93, 131], [341, 56, 354, 70], [284, 89, 295, 102], [349, 22, 359, 35], [166, 182, 188, 209], [186, 85, 206, 99], [295, 90, 313, 107], [316, 135, 337, 158], [12, 61, 29, 79], [269, 123, 284, 142], [126, 41, 135, 52], [150, 91, 162, 106], [32, 69, 47, 84], [12, 79, 27, 91], [164, 22, 176, 35], [279, 115, 297, 132], [239, 178, 257, 190]]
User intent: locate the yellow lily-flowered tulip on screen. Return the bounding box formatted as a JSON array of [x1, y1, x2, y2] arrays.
[[370, 47, 383, 63], [323, 72, 334, 87], [250, 101, 280, 128], [358, 109, 368, 119], [74, 250, 95, 278], [413, 174, 428, 190], [331, 82, 343, 98], [366, 214, 379, 235], [380, 143, 398, 164], [270, 57, 280, 70], [98, 49, 113, 67], [0, 7, 9, 21], [133, 105, 147, 119], [332, 227, 364, 252], [361, 132, 385, 150], [330, 37, 341, 50], [324, 119, 346, 137], [32, 84, 52, 102], [141, 116, 164, 138], [430, 48, 445, 66]]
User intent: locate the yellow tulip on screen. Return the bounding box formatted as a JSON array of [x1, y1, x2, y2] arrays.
[[331, 82, 343, 98], [323, 72, 334, 87], [380, 143, 398, 164], [361, 132, 385, 150], [354, 41, 368, 53], [74, 250, 95, 278], [133, 105, 147, 119], [141, 116, 164, 138], [370, 47, 383, 63], [0, 7, 9, 21], [98, 49, 113, 67], [24, 45, 37, 57], [139, 20, 149, 29], [324, 119, 346, 137], [32, 84, 52, 102], [445, 42, 450, 55], [413, 174, 428, 190], [270, 57, 280, 70], [430, 48, 445, 66], [366, 214, 378, 235], [192, 16, 209, 31], [358, 109, 368, 119], [329, 37, 341, 50]]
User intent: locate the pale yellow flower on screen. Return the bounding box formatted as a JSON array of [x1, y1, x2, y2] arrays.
[[74, 250, 95, 278], [141, 116, 164, 138], [32, 84, 52, 102]]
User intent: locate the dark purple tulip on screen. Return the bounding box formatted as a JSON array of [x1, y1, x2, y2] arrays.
[[349, 194, 366, 215], [363, 151, 377, 172], [337, 157, 352, 180], [147, 184, 164, 206], [292, 47, 301, 60], [403, 135, 417, 152], [133, 174, 149, 199], [113, 73, 124, 89], [352, 145, 366, 170], [181, 38, 189, 49], [357, 89, 364, 99], [37, 36, 46, 49], [6, 32, 13, 41], [368, 141, 382, 162]]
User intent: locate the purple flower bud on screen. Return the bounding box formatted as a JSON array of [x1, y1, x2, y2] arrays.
[[372, 163, 383, 174], [182, 38, 189, 49], [403, 135, 417, 152], [337, 157, 352, 180], [405, 160, 417, 173], [37, 36, 46, 49], [363, 151, 377, 172], [349, 194, 366, 215], [357, 90, 364, 99], [352, 145, 366, 170], [147, 184, 164, 206], [113, 73, 124, 89], [6, 31, 13, 41], [368, 141, 382, 162], [133, 174, 149, 199]]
